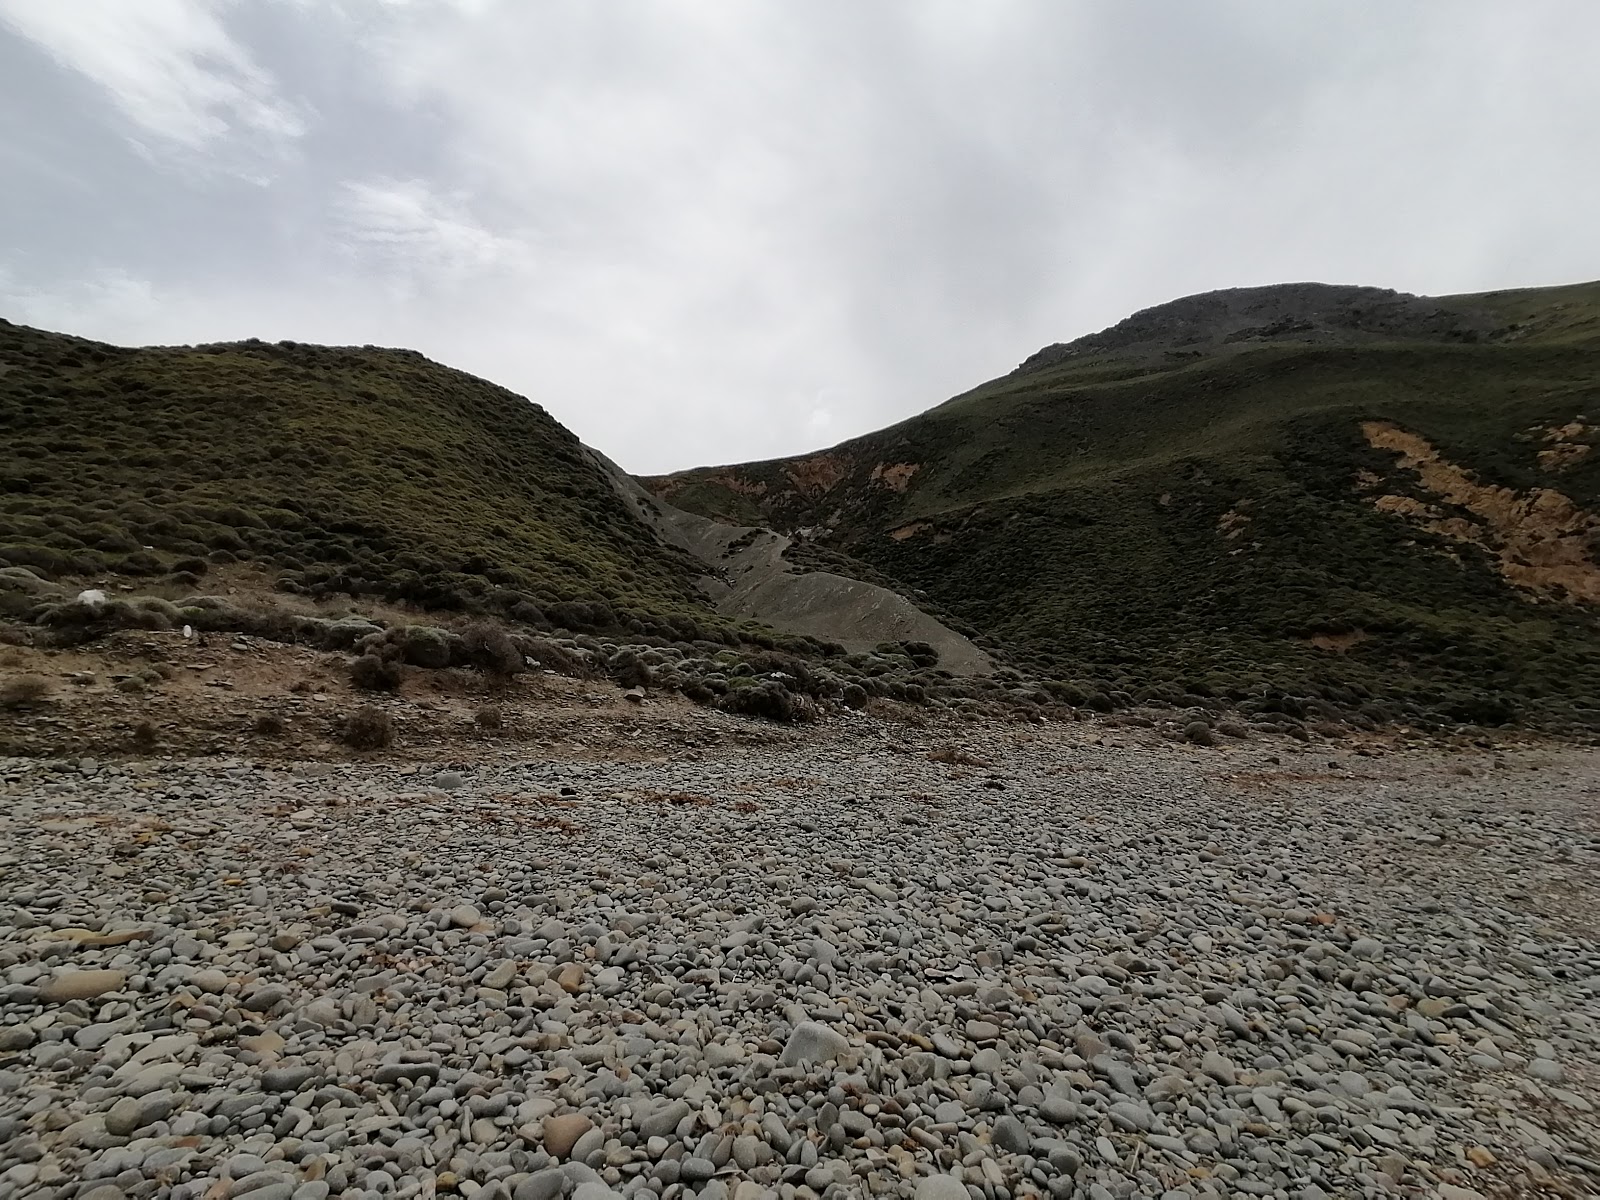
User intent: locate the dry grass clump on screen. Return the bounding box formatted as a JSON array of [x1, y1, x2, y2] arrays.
[[253, 712, 287, 737], [343, 705, 393, 750], [474, 704, 503, 731], [0, 675, 53, 710]]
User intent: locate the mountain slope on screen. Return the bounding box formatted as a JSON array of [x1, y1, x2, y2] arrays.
[[0, 321, 740, 636], [0, 319, 986, 669], [648, 281, 1600, 727]]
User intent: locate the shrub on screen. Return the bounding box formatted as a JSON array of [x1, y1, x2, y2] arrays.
[[0, 675, 52, 709], [343, 705, 393, 750], [131, 720, 158, 750], [519, 637, 590, 677], [253, 712, 286, 737], [717, 681, 801, 722], [1183, 720, 1217, 746], [840, 682, 869, 709], [474, 705, 503, 730], [461, 620, 525, 679], [349, 654, 402, 692], [610, 649, 654, 690], [400, 625, 453, 668]]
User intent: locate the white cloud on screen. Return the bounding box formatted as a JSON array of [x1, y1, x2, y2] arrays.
[[334, 177, 525, 289], [0, 0, 303, 171], [0, 267, 161, 340]]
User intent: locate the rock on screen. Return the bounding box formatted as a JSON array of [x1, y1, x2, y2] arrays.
[[1201, 1051, 1236, 1085], [261, 1065, 318, 1093], [104, 1091, 173, 1136], [513, 1170, 566, 1200], [1351, 937, 1384, 960], [1040, 1096, 1080, 1125], [449, 904, 484, 929], [436, 771, 465, 790], [542, 1113, 594, 1160], [298, 999, 340, 1028], [637, 1099, 691, 1139], [1529, 1058, 1564, 1083], [555, 962, 585, 994], [916, 1177, 972, 1200], [780, 1020, 849, 1066], [991, 1114, 1031, 1154], [190, 968, 230, 994], [483, 960, 518, 990], [39, 969, 127, 1002], [239, 985, 289, 1013], [375, 1062, 439, 1086]]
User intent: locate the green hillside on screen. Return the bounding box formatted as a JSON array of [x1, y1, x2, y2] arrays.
[[0, 321, 725, 639], [649, 282, 1600, 728]]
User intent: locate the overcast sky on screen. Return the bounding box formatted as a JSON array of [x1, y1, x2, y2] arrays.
[[3, 2, 1598, 473]]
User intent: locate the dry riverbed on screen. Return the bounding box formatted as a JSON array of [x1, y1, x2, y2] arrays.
[[0, 717, 1597, 1200]]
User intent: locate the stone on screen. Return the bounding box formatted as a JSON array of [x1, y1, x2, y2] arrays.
[[104, 1091, 173, 1136], [991, 1114, 1030, 1154], [450, 904, 484, 929], [436, 770, 465, 790], [1201, 1051, 1236, 1085], [916, 1177, 971, 1200], [1351, 938, 1384, 960], [1529, 1059, 1564, 1083], [637, 1099, 691, 1139], [779, 1020, 849, 1066], [261, 1065, 318, 1093], [239, 985, 289, 1013], [39, 970, 126, 1002], [1040, 1096, 1080, 1125], [483, 960, 518, 990], [542, 1113, 594, 1160], [513, 1171, 565, 1200]]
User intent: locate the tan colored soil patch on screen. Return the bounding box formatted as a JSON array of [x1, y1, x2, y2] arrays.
[[1362, 421, 1600, 603]]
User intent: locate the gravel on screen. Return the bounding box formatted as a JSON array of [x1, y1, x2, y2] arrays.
[[0, 716, 1597, 1200]]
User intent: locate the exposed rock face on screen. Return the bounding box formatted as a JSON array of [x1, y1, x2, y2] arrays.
[[587, 448, 991, 673], [1363, 420, 1600, 603]]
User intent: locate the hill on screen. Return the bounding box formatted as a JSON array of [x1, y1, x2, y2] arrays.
[[0, 320, 736, 637], [648, 281, 1600, 729], [0, 320, 987, 720]]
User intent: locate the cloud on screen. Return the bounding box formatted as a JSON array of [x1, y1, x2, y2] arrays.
[[334, 177, 526, 291], [0, 0, 303, 173], [3, 2, 1599, 474]]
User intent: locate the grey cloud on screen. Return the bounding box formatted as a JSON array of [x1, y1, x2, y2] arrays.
[[2, 0, 1598, 474]]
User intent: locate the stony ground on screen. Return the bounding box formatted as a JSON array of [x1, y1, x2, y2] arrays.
[[1, 714, 1597, 1200]]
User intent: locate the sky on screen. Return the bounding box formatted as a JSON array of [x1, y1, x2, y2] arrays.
[[3, 2, 1599, 474]]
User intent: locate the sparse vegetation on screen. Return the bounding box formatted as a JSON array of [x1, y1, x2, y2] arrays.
[[253, 712, 286, 737], [343, 705, 393, 750], [0, 675, 52, 709], [349, 654, 402, 692], [474, 704, 503, 731]]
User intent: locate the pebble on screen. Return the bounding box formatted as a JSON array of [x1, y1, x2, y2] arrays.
[[37, 969, 127, 1002], [779, 1020, 850, 1065], [542, 1113, 594, 1159]]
